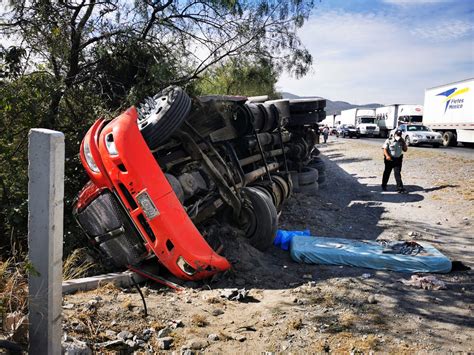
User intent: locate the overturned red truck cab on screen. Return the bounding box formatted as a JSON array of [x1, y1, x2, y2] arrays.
[[73, 87, 326, 281]]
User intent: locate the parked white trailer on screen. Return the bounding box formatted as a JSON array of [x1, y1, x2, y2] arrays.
[[321, 114, 336, 127], [340, 108, 380, 137], [423, 78, 474, 147], [376, 104, 423, 138]]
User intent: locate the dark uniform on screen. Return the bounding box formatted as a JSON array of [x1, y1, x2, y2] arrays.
[[382, 132, 407, 193]]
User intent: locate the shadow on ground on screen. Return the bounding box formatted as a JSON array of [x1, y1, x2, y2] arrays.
[[209, 143, 473, 334]]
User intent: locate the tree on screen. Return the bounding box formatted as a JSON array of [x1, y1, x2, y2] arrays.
[[195, 57, 280, 97], [0, 0, 316, 258], [1, 0, 314, 127]]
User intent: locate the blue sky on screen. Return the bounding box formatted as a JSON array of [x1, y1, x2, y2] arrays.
[[277, 0, 474, 105]]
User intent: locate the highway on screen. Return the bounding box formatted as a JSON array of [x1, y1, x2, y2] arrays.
[[327, 136, 474, 159]]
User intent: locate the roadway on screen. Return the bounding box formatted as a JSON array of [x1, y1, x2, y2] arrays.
[[328, 136, 474, 159]]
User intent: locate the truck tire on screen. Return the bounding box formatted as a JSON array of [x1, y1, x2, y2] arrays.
[[309, 157, 326, 174], [442, 131, 457, 147], [137, 86, 192, 150], [298, 167, 319, 185], [240, 187, 278, 251]]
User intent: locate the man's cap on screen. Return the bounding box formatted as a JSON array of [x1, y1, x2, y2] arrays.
[[395, 130, 402, 135]]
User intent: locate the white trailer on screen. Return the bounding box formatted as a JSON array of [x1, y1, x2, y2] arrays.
[[423, 78, 474, 147], [340, 108, 380, 137], [376, 104, 423, 138], [321, 114, 336, 127]]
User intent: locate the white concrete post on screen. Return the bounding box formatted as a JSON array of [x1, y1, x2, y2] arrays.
[[28, 129, 64, 355]]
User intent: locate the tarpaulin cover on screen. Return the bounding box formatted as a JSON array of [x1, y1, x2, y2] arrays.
[[290, 236, 452, 273], [274, 229, 311, 250]]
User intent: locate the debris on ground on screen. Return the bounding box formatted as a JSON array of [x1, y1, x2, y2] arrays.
[[399, 275, 447, 290], [219, 288, 251, 302]]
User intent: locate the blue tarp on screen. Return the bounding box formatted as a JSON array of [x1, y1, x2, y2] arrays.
[[274, 229, 311, 250], [290, 236, 452, 273]]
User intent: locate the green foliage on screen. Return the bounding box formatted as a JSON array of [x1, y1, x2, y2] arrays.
[[0, 0, 315, 260], [196, 58, 280, 97]]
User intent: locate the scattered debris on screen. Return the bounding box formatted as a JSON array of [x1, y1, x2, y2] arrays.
[[361, 273, 372, 279], [157, 337, 173, 350], [169, 319, 184, 329], [62, 335, 92, 354], [208, 333, 220, 341], [117, 330, 133, 341], [399, 275, 447, 290], [157, 327, 171, 338], [220, 288, 250, 301]]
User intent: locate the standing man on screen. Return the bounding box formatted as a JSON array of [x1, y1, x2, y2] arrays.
[[322, 125, 329, 144], [382, 130, 408, 193]]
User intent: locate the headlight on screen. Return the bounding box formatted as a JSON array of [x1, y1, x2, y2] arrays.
[[414, 134, 423, 138], [105, 133, 118, 156], [83, 141, 100, 173], [177, 256, 196, 275]]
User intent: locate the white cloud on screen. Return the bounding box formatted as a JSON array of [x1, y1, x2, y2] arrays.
[[410, 20, 474, 41], [277, 10, 474, 105]]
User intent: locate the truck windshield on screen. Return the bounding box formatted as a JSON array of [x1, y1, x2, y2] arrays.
[[400, 115, 422, 123], [359, 117, 375, 124]]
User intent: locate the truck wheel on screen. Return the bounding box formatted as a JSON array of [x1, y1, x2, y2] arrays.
[[137, 86, 192, 150], [240, 187, 278, 251], [442, 131, 457, 147], [298, 167, 319, 185], [309, 157, 326, 174]]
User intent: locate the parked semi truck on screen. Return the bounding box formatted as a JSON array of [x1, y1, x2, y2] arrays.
[[375, 104, 423, 138], [340, 108, 380, 137], [423, 78, 474, 147]]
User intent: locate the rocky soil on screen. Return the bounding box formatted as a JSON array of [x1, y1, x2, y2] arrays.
[[61, 137, 473, 353]]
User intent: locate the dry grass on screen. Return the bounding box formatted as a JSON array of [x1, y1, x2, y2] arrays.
[[288, 318, 303, 330], [313, 332, 379, 352], [0, 258, 28, 320], [121, 298, 133, 310], [339, 312, 356, 328], [191, 313, 209, 327], [63, 248, 95, 280]]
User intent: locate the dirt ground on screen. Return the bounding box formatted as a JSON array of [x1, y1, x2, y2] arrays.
[[62, 137, 474, 353]]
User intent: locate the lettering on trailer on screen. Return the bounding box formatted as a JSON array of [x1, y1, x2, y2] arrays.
[[436, 87, 469, 113]]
